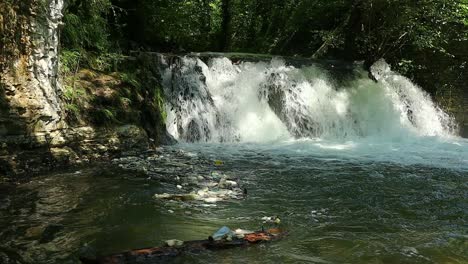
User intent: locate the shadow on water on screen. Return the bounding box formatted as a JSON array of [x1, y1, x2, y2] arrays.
[[0, 167, 161, 263]]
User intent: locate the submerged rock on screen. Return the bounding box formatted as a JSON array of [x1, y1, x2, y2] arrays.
[[154, 193, 197, 201], [112, 148, 245, 208]]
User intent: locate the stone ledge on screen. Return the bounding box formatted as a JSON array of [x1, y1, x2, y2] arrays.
[[0, 124, 153, 178]]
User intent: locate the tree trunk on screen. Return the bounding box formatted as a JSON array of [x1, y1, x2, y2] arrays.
[[219, 0, 231, 51]]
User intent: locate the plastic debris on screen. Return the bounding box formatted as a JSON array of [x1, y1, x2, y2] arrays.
[[214, 160, 224, 166], [212, 226, 232, 241], [81, 227, 287, 264], [234, 228, 254, 238], [275, 217, 281, 224], [261, 216, 281, 224], [165, 239, 184, 247]]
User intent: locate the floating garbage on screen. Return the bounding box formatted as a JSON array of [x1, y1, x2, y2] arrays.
[[214, 160, 224, 166], [165, 239, 184, 247], [233, 228, 254, 239], [80, 227, 288, 264], [212, 226, 232, 241], [261, 216, 281, 224]]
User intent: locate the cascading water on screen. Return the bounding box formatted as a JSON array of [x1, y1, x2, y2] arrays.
[[160, 55, 457, 143], [2, 58, 466, 264]]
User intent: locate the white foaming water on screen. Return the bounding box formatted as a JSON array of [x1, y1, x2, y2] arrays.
[[160, 55, 468, 170], [161, 56, 456, 141]]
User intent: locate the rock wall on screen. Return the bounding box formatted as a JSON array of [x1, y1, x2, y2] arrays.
[[1, 0, 65, 138], [0, 0, 66, 177], [0, 2, 173, 178]]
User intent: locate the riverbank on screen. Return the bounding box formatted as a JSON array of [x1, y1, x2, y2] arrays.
[[0, 52, 173, 178]]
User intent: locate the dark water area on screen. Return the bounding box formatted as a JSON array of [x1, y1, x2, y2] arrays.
[[0, 142, 467, 264]]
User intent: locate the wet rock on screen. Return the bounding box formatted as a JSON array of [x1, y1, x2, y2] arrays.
[[39, 224, 64, 244], [260, 71, 318, 138], [187, 176, 199, 184], [203, 197, 223, 203], [50, 147, 77, 162], [154, 193, 197, 201], [115, 149, 245, 208], [25, 226, 45, 239]]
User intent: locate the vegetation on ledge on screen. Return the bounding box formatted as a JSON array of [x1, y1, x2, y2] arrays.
[[58, 0, 468, 132]]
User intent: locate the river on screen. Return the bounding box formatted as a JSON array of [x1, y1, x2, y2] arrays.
[[0, 55, 467, 263]]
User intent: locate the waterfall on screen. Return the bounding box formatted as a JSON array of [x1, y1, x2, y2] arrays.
[[160, 55, 457, 143]]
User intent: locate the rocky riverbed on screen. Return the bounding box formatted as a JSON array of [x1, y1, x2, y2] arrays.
[[112, 148, 246, 212]]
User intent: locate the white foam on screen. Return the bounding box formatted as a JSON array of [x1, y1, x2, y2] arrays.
[[162, 56, 457, 142]]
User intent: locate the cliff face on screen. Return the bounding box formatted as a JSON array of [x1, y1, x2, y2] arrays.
[[0, 0, 65, 139], [0, 1, 172, 178], [0, 0, 68, 177]]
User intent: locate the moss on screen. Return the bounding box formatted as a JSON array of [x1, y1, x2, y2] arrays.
[[91, 108, 118, 126], [119, 72, 141, 90], [59, 53, 169, 143], [155, 88, 167, 123]]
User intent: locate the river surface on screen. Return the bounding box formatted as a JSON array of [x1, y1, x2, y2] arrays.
[[1, 137, 467, 264]]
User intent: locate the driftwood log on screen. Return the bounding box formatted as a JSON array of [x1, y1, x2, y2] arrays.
[[80, 229, 287, 264]]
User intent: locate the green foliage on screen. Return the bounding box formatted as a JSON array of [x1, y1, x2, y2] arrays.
[[92, 108, 118, 125], [155, 88, 167, 123], [59, 50, 81, 75], [126, 0, 219, 50], [65, 103, 81, 120], [58, 0, 467, 122], [132, 0, 467, 61], [63, 84, 86, 102], [347, 0, 468, 62], [62, 0, 112, 52], [87, 52, 126, 72], [119, 72, 141, 89]]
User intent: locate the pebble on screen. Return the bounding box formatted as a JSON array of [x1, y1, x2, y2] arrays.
[[187, 176, 198, 183]]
